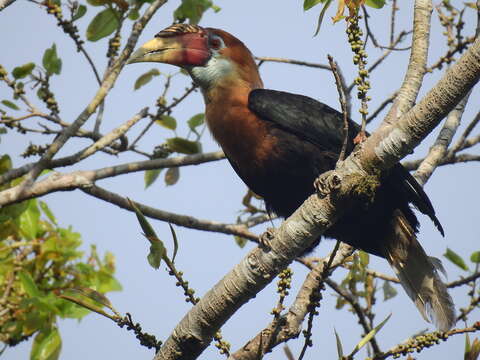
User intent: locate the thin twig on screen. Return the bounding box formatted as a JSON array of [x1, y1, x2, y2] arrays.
[[327, 55, 349, 163], [82, 184, 259, 241], [255, 56, 331, 70], [326, 278, 381, 354]]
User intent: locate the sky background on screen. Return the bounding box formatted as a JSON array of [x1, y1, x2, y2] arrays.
[[1, 0, 479, 359]]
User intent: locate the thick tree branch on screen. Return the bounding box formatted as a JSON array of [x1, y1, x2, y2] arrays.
[[0, 0, 16, 12], [384, 0, 432, 124], [154, 35, 480, 360]]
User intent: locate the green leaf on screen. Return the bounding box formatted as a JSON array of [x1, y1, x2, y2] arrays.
[[174, 0, 215, 24], [471, 251, 480, 263], [19, 271, 42, 298], [164, 167, 180, 186], [156, 115, 177, 130], [313, 0, 333, 36], [42, 44, 62, 76], [12, 62, 35, 79], [134, 68, 160, 90], [127, 198, 158, 240], [57, 292, 114, 320], [166, 137, 201, 154], [444, 248, 469, 271], [358, 250, 369, 267], [169, 223, 179, 263], [144, 169, 162, 188], [234, 236, 247, 248], [19, 199, 41, 239], [382, 280, 397, 301], [303, 0, 325, 10], [0, 154, 12, 174], [1, 99, 20, 110], [334, 329, 344, 359], [39, 201, 57, 225], [72, 4, 87, 21], [147, 240, 166, 269], [349, 314, 391, 356], [128, 199, 168, 269], [31, 328, 62, 360], [67, 287, 114, 311], [187, 113, 205, 134], [87, 0, 110, 6], [365, 0, 385, 9], [86, 8, 120, 42], [127, 8, 140, 20]]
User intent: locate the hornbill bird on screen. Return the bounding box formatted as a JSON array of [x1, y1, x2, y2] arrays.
[[128, 24, 455, 331]]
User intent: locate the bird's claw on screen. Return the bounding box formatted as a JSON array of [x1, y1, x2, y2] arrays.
[[259, 227, 276, 250], [314, 171, 342, 198]]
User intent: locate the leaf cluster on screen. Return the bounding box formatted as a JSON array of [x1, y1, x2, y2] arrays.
[[0, 155, 121, 359]]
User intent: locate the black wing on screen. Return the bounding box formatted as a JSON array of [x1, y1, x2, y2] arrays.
[[248, 88, 444, 235]]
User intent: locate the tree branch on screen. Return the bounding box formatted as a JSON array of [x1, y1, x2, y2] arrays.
[[81, 185, 259, 241], [0, 0, 16, 12], [384, 0, 432, 124], [228, 244, 354, 360], [0, 151, 225, 206], [414, 94, 468, 185]]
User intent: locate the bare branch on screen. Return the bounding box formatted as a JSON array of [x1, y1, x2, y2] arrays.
[[0, 151, 225, 206], [81, 185, 259, 241], [449, 110, 480, 154], [326, 278, 381, 354], [327, 55, 350, 162], [0, 0, 16, 12], [402, 152, 480, 171], [255, 57, 331, 70], [384, 0, 433, 124], [414, 94, 468, 185], [229, 244, 353, 360]]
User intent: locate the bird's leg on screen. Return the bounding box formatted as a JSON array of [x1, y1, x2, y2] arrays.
[[314, 170, 342, 198], [259, 227, 276, 250]]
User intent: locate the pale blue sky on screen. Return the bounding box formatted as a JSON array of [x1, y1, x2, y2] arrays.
[[1, 1, 479, 359]]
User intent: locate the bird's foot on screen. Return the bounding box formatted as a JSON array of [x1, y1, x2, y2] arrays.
[[314, 170, 342, 198], [259, 227, 276, 250]]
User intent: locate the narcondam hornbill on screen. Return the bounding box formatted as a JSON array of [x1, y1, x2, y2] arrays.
[[128, 24, 455, 331]]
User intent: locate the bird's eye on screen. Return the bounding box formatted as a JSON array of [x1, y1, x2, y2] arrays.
[[209, 36, 223, 50]]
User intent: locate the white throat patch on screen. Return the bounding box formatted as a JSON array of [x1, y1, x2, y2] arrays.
[[189, 57, 233, 89]]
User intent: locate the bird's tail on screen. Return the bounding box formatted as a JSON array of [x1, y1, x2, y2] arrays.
[[384, 210, 456, 332]]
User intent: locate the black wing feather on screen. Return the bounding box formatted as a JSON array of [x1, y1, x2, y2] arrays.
[[248, 89, 444, 235]]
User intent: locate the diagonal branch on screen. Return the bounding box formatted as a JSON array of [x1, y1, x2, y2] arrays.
[[229, 244, 353, 360], [0, 0, 16, 12]]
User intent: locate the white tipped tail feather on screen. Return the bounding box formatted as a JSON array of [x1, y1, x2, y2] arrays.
[[385, 210, 455, 332]]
